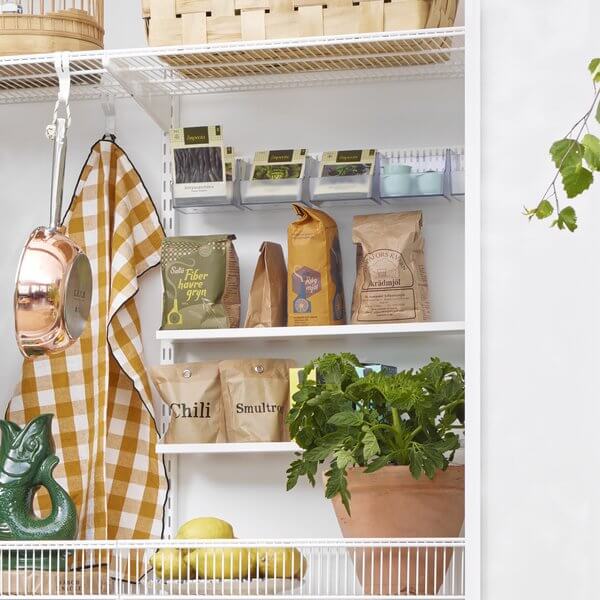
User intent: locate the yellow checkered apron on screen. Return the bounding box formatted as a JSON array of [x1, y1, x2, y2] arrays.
[[6, 139, 167, 544]]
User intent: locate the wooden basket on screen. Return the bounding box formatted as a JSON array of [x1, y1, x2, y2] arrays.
[[141, 0, 457, 47], [0, 0, 104, 57]]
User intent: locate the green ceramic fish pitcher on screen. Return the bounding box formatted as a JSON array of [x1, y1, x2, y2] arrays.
[[0, 414, 77, 570]]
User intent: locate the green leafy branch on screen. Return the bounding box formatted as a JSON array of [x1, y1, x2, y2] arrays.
[[525, 58, 600, 232], [285, 353, 464, 515]]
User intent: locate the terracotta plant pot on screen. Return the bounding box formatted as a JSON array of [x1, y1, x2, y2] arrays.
[[329, 465, 464, 596]]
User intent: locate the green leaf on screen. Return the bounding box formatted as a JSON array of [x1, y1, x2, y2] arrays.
[[304, 445, 335, 463], [530, 199, 555, 220], [364, 454, 392, 473], [582, 133, 600, 171], [335, 449, 355, 471], [552, 206, 578, 232], [589, 58, 600, 82], [550, 139, 584, 172], [408, 446, 423, 479], [327, 411, 363, 427], [561, 165, 593, 198], [286, 461, 302, 490], [596, 101, 600, 126], [325, 466, 351, 516], [362, 430, 380, 461]]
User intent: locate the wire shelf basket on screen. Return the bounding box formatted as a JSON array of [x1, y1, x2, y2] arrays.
[[0, 538, 466, 599]]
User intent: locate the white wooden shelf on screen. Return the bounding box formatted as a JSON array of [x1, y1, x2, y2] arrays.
[[156, 321, 465, 343], [156, 442, 300, 455]]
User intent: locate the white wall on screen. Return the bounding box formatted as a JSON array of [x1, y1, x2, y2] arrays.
[[481, 1, 599, 599]]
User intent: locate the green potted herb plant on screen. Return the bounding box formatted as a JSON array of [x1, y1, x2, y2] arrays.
[[286, 353, 465, 595]]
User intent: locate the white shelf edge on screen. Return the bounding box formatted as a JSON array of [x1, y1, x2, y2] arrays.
[[156, 321, 465, 342], [157, 442, 300, 454]]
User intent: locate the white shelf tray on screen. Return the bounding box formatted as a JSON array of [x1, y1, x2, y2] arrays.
[[156, 321, 465, 343], [156, 442, 300, 455]]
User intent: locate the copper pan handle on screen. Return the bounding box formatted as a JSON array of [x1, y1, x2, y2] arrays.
[[48, 117, 67, 232]]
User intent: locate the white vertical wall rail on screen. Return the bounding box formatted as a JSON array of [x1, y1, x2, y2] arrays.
[[464, 0, 481, 598], [159, 96, 180, 539]]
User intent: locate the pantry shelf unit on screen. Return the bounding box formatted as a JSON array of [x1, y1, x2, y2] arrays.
[[0, 27, 464, 110], [156, 442, 300, 455], [156, 321, 465, 343]]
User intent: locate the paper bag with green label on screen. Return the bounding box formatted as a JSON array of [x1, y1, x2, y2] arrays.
[[287, 204, 346, 326], [351, 211, 431, 323], [150, 362, 225, 443], [219, 358, 296, 442], [161, 235, 240, 329]]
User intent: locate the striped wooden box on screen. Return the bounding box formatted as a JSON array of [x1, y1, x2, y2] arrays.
[[141, 0, 457, 46]]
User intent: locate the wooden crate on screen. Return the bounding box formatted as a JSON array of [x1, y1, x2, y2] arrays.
[[0, 1, 104, 57], [141, 0, 457, 46]]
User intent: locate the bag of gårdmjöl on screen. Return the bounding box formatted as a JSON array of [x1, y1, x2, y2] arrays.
[[351, 211, 430, 323]]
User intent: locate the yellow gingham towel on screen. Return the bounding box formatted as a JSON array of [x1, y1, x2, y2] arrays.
[[6, 139, 167, 542]]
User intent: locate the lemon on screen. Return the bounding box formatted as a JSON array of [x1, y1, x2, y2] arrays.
[[255, 547, 305, 578], [176, 517, 234, 541], [149, 548, 186, 580], [185, 547, 255, 579]]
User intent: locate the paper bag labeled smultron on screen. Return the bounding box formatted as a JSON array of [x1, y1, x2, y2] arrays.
[[219, 358, 297, 442], [351, 211, 431, 323], [244, 242, 287, 328]]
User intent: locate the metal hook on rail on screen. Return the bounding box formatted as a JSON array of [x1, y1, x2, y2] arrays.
[[101, 94, 116, 138], [47, 52, 72, 141]]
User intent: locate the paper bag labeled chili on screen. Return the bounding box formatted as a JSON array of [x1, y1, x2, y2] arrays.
[[287, 204, 345, 326], [351, 211, 431, 323], [219, 358, 296, 442], [244, 242, 287, 328], [150, 362, 225, 443], [161, 235, 240, 330]]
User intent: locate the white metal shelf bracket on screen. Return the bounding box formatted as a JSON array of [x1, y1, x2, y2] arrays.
[[102, 55, 173, 131]]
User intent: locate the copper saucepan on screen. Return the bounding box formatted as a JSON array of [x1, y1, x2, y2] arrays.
[[14, 117, 92, 359]]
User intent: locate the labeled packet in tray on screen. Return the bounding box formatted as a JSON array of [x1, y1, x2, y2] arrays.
[[319, 149, 377, 177], [251, 149, 307, 180], [170, 126, 226, 200]]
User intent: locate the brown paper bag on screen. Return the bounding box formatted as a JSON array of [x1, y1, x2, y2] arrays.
[[244, 242, 287, 328], [150, 362, 225, 443], [351, 211, 431, 323], [219, 358, 296, 442], [287, 204, 346, 326]]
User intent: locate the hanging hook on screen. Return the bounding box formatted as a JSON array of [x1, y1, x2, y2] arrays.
[[47, 52, 72, 141], [101, 95, 116, 139]]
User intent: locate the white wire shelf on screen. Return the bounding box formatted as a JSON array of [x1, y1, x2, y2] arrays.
[[0, 538, 466, 599], [0, 27, 464, 108], [156, 321, 465, 343], [156, 442, 300, 455]]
